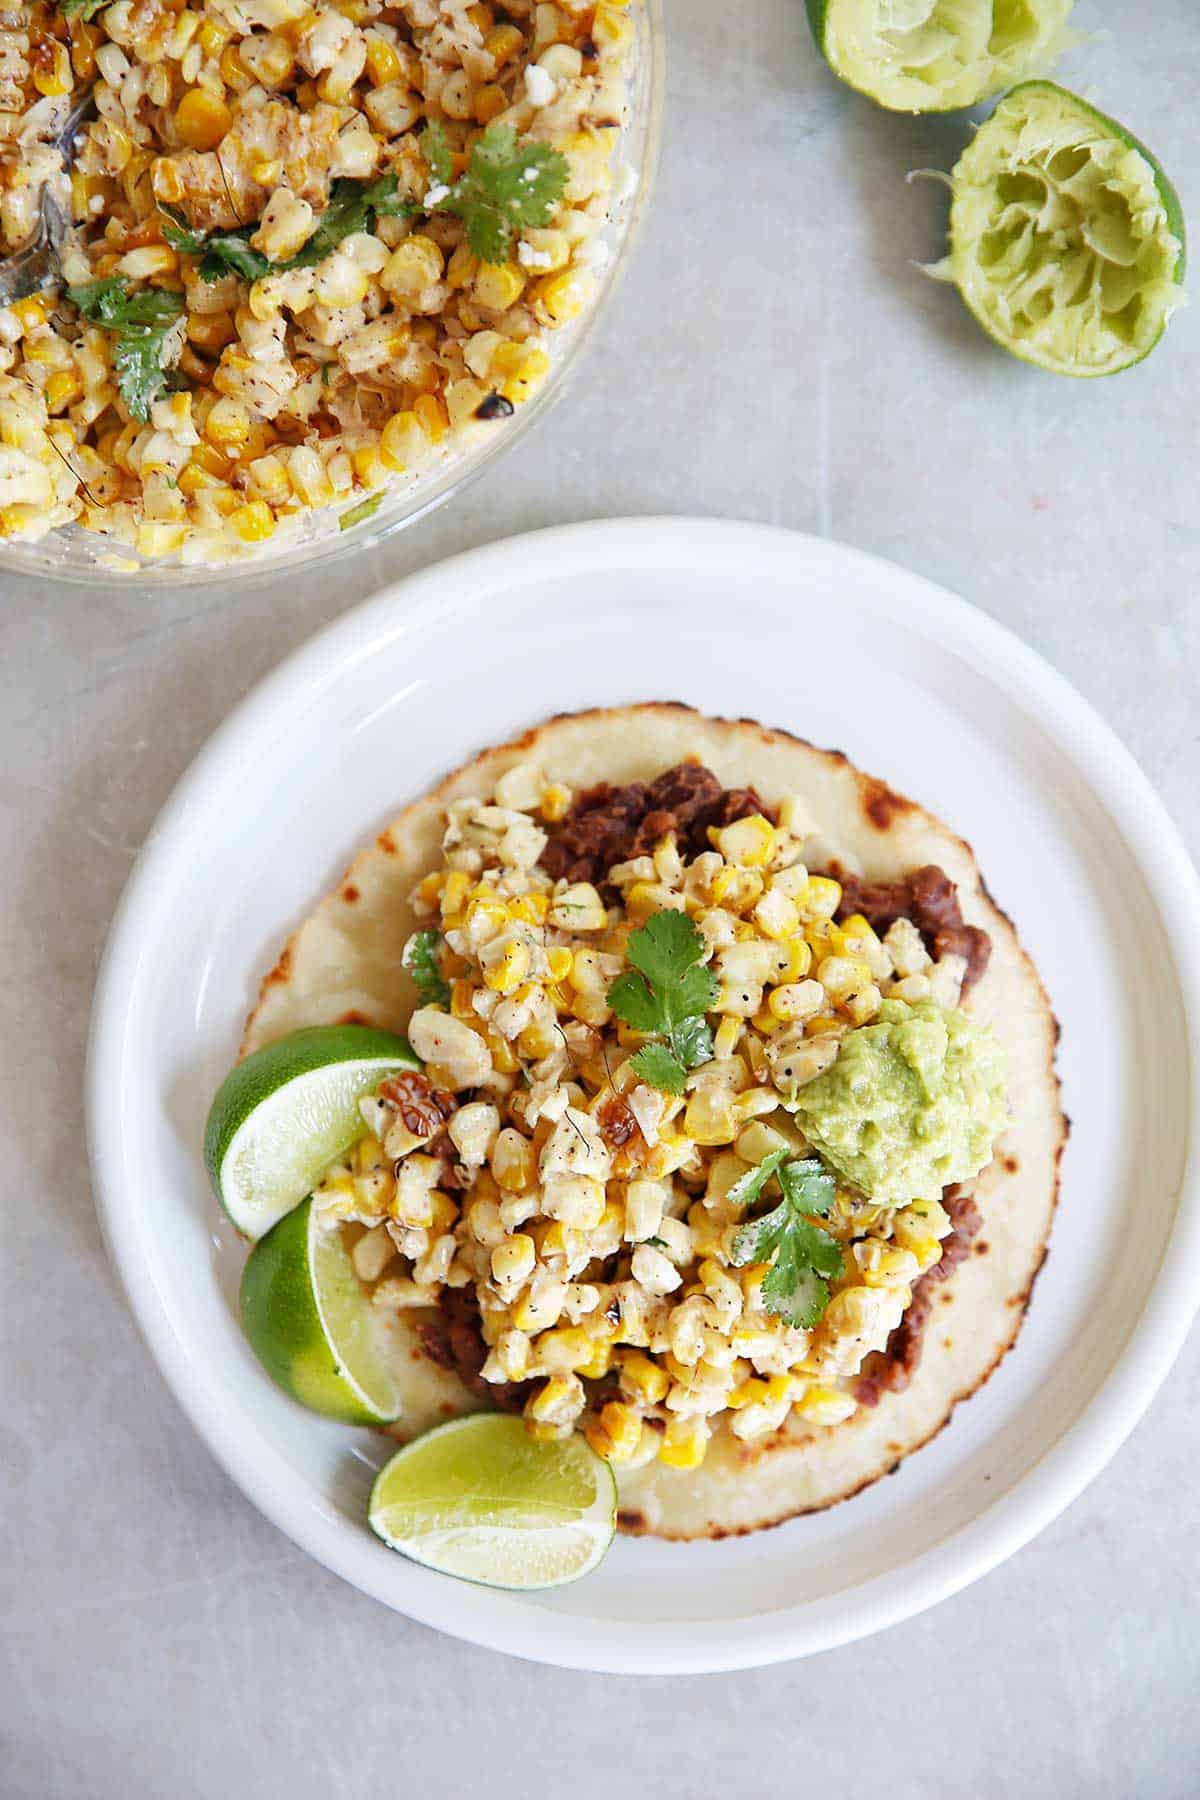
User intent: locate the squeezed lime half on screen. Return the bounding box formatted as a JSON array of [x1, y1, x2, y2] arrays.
[[369, 1415, 618, 1590], [205, 1024, 419, 1239], [239, 1195, 402, 1424], [947, 81, 1186, 376], [807, 0, 1075, 113]]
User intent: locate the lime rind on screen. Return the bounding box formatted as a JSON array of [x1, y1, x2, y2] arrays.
[[205, 1024, 419, 1239], [807, 0, 1076, 114], [368, 1415, 618, 1590], [239, 1197, 401, 1425], [949, 81, 1186, 377]]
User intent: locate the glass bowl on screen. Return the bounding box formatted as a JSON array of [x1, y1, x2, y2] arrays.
[[0, 2, 664, 589]]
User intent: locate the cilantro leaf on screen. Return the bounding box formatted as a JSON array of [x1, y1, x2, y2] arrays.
[[403, 929, 450, 1009], [162, 211, 272, 283], [606, 970, 661, 1036], [778, 1157, 836, 1217], [162, 177, 413, 286], [68, 278, 184, 423], [607, 910, 718, 1095], [628, 1042, 687, 1097], [725, 1149, 788, 1210], [59, 0, 108, 17], [729, 1155, 843, 1329], [436, 123, 568, 264], [624, 910, 707, 990], [420, 121, 454, 188], [670, 1012, 714, 1070], [287, 174, 412, 268]]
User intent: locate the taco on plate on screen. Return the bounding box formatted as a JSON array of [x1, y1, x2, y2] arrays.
[[237, 703, 1064, 1539]]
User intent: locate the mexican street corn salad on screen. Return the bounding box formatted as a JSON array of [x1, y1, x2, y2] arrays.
[[0, 0, 637, 564], [295, 758, 1009, 1475]]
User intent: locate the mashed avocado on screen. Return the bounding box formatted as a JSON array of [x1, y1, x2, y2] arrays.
[[791, 999, 1008, 1205]]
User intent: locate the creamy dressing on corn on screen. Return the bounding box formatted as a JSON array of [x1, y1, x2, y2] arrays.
[[312, 762, 1001, 1473], [0, 0, 635, 563]]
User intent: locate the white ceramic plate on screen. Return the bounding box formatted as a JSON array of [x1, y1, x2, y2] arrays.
[[87, 518, 1200, 1674]]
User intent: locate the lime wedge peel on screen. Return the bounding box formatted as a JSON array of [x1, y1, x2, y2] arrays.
[[369, 1415, 618, 1590], [943, 82, 1186, 377], [239, 1195, 401, 1425], [807, 0, 1077, 114], [205, 1024, 419, 1239]]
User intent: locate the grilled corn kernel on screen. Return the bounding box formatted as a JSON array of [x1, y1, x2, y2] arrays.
[[364, 35, 402, 85], [585, 1400, 643, 1465], [531, 267, 586, 326], [45, 370, 84, 412], [473, 82, 508, 123], [682, 1090, 737, 1147], [485, 22, 524, 64], [490, 1233, 535, 1284], [526, 1374, 584, 1428], [658, 1417, 710, 1469], [382, 235, 444, 297], [545, 946, 573, 983], [801, 876, 842, 920], [378, 409, 426, 473], [205, 396, 250, 450], [228, 500, 274, 542], [618, 1350, 669, 1405], [483, 939, 531, 994], [795, 1385, 857, 1426], [472, 261, 525, 307], [715, 814, 776, 868], [413, 392, 448, 441], [491, 1127, 535, 1192], [174, 89, 233, 151]]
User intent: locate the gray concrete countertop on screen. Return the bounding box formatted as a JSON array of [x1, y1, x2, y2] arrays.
[[2, 3, 1197, 1795]]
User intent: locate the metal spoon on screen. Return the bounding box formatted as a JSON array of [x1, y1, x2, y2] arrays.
[[0, 87, 97, 310]]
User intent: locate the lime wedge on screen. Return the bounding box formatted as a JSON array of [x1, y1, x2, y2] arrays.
[[947, 82, 1186, 376], [807, 0, 1075, 113], [239, 1195, 400, 1424], [368, 1415, 618, 1590], [205, 1024, 419, 1239]]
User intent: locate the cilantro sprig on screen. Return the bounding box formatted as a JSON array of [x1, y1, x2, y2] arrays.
[[160, 212, 270, 284], [58, 0, 108, 18], [403, 929, 450, 1009], [67, 278, 184, 422], [729, 1155, 843, 1329], [607, 911, 718, 1096], [162, 175, 413, 286], [420, 121, 569, 263]]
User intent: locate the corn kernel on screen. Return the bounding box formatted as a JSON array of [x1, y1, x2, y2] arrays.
[[364, 35, 402, 85], [658, 1417, 710, 1469], [485, 22, 524, 65], [472, 261, 525, 307], [545, 946, 573, 983], [491, 1233, 535, 1284], [379, 408, 425, 473], [228, 499, 274, 542], [413, 392, 448, 441], [796, 1385, 857, 1427], [801, 876, 842, 920], [585, 1400, 643, 1465], [174, 89, 233, 151], [618, 1350, 668, 1406], [531, 267, 586, 327], [483, 939, 531, 994]]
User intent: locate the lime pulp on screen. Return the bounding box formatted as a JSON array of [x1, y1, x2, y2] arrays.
[[369, 1415, 618, 1590], [806, 0, 1075, 114], [239, 1195, 401, 1424], [205, 1024, 419, 1239], [947, 81, 1185, 377]]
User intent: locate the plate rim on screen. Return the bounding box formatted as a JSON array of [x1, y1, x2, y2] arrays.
[[86, 516, 1200, 1673]]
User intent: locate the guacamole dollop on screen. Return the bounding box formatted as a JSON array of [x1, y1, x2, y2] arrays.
[[791, 999, 1008, 1205]]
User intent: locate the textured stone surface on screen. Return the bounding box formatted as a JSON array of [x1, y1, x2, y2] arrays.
[[1, 3, 1196, 1793]]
